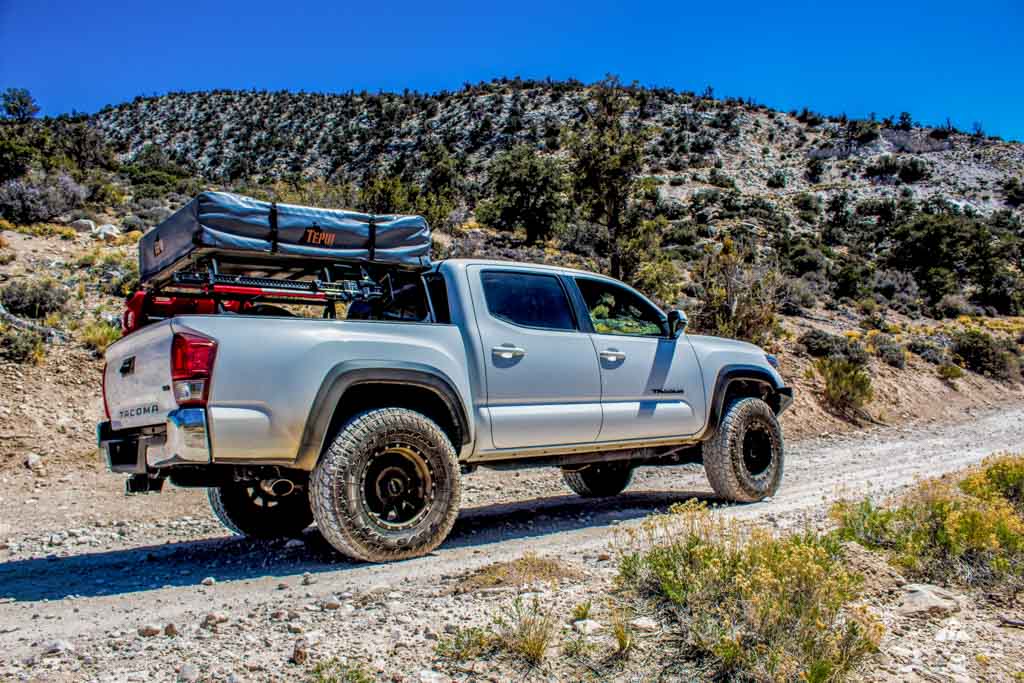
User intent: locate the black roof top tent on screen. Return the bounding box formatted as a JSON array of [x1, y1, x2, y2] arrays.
[[138, 191, 433, 287]]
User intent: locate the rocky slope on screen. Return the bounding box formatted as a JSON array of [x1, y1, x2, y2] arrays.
[[89, 81, 1024, 232]]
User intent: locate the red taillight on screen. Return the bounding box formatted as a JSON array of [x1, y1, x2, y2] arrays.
[[123, 291, 147, 334], [170, 332, 217, 406], [101, 363, 111, 420]]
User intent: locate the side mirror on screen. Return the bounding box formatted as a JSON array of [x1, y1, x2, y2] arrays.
[[666, 309, 688, 338]]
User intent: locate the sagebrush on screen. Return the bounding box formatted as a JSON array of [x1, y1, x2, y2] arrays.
[[619, 501, 882, 682]]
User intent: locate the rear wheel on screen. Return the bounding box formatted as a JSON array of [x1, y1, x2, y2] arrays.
[[702, 397, 784, 503], [562, 462, 634, 497], [310, 408, 461, 562], [208, 481, 313, 539]]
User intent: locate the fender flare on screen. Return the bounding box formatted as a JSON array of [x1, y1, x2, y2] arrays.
[[698, 364, 793, 441], [293, 361, 472, 471]]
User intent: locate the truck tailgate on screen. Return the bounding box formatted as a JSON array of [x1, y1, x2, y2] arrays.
[[104, 320, 177, 430]]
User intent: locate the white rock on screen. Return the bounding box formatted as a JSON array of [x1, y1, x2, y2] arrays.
[[70, 219, 95, 233], [573, 619, 603, 635], [629, 616, 659, 632], [24, 454, 42, 470], [201, 612, 228, 628], [41, 640, 74, 655], [93, 224, 121, 242], [417, 670, 447, 683], [935, 627, 972, 643], [896, 584, 960, 617], [200, 576, 216, 586], [178, 663, 201, 682]]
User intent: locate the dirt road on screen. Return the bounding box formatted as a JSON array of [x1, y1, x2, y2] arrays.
[[1, 404, 1022, 681]]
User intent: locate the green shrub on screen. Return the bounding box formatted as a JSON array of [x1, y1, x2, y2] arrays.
[[907, 337, 947, 364], [0, 325, 45, 364], [798, 329, 869, 366], [805, 158, 826, 183], [935, 294, 976, 319], [434, 626, 497, 662], [898, 158, 929, 183], [848, 120, 880, 144], [815, 358, 873, 415], [307, 659, 375, 683], [871, 334, 906, 369], [778, 277, 817, 314], [79, 320, 121, 353], [832, 454, 1024, 590], [767, 170, 787, 188], [707, 168, 736, 189], [691, 237, 780, 346], [0, 277, 67, 318], [620, 502, 882, 682], [952, 329, 1019, 380], [937, 362, 964, 381], [1004, 178, 1024, 207]]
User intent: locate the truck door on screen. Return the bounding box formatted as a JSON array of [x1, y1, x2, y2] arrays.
[[468, 266, 602, 449], [571, 276, 705, 441]]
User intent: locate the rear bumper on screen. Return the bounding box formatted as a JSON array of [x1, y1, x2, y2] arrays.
[[97, 408, 211, 474]]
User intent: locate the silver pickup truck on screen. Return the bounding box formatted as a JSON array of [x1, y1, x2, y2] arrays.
[[99, 258, 792, 562]]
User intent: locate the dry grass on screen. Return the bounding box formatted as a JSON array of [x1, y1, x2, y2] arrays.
[[492, 596, 558, 666], [12, 223, 77, 240], [306, 659, 374, 683], [458, 552, 582, 593], [79, 320, 121, 353], [434, 626, 497, 662]]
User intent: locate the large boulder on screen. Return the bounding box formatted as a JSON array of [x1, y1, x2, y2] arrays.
[[70, 218, 95, 233], [896, 584, 961, 617]]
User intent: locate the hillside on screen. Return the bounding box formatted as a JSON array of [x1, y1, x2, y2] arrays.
[[92, 81, 1023, 210]]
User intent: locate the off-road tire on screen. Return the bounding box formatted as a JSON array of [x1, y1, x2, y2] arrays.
[[310, 407, 461, 563], [208, 483, 313, 539], [702, 397, 784, 503], [562, 462, 634, 497]]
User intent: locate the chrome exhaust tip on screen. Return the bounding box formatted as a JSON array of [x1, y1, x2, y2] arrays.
[[260, 478, 296, 497]]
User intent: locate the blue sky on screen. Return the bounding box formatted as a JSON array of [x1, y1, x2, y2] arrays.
[[1, 0, 1021, 140]]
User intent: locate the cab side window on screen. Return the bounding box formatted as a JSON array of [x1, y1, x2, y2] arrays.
[[575, 278, 664, 337], [481, 271, 577, 331]]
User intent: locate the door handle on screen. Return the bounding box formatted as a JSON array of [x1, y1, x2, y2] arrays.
[[493, 345, 526, 360], [600, 349, 626, 362]]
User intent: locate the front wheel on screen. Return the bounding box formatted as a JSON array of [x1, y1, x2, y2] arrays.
[[702, 397, 784, 503], [310, 408, 461, 563], [208, 481, 313, 539], [562, 462, 634, 497]]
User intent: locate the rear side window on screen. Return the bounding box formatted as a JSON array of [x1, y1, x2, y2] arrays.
[[481, 271, 576, 331], [423, 273, 451, 324]]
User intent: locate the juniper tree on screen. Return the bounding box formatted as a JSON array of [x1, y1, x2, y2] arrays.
[[564, 76, 648, 280], [2, 88, 39, 122], [476, 144, 566, 244]]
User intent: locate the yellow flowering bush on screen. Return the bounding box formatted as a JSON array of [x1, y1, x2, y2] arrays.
[[832, 454, 1024, 590], [619, 502, 881, 682]]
